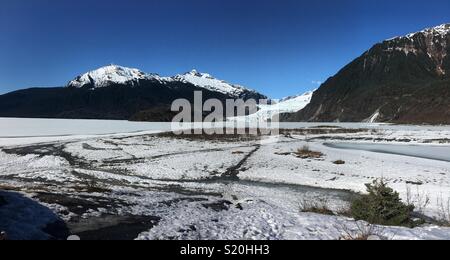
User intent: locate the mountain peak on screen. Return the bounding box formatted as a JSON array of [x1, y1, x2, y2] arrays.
[[184, 69, 214, 79], [379, 23, 449, 76], [187, 69, 200, 75], [67, 65, 159, 88], [174, 70, 261, 98], [285, 23, 450, 124], [387, 23, 450, 41], [407, 23, 450, 38], [422, 23, 450, 34], [67, 65, 266, 99], [279, 90, 315, 103]]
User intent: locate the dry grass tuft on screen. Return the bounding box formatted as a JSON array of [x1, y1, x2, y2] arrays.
[[295, 145, 324, 159], [300, 198, 335, 216]]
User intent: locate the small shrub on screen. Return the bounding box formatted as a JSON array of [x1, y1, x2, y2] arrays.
[[350, 179, 415, 227], [436, 197, 450, 227], [300, 198, 335, 216], [295, 145, 324, 159], [333, 160, 346, 165], [406, 186, 430, 215], [339, 221, 385, 240]]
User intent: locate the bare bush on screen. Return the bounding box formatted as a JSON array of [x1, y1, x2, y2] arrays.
[[338, 221, 386, 240], [406, 185, 431, 215], [300, 198, 334, 216], [436, 196, 450, 226], [295, 145, 324, 159]]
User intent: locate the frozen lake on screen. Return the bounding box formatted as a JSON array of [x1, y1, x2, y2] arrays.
[[2, 117, 450, 138], [0, 118, 174, 138]]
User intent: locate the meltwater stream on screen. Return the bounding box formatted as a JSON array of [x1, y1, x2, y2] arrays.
[[325, 142, 450, 163]]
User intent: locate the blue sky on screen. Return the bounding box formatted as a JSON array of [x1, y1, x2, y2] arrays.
[[1, 0, 449, 98]]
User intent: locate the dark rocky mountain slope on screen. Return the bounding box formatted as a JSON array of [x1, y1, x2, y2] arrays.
[[282, 24, 450, 124]]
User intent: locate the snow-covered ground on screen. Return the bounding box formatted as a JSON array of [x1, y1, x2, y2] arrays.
[[1, 119, 450, 240]]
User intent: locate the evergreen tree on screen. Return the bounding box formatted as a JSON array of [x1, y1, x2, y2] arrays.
[[351, 179, 415, 226]]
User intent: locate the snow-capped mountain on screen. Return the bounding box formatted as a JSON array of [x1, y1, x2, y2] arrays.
[[383, 23, 450, 76], [67, 65, 164, 88], [0, 65, 267, 121], [230, 90, 314, 122], [172, 70, 261, 98], [284, 23, 450, 124], [67, 65, 266, 100], [277, 90, 315, 104], [403, 23, 450, 39]]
